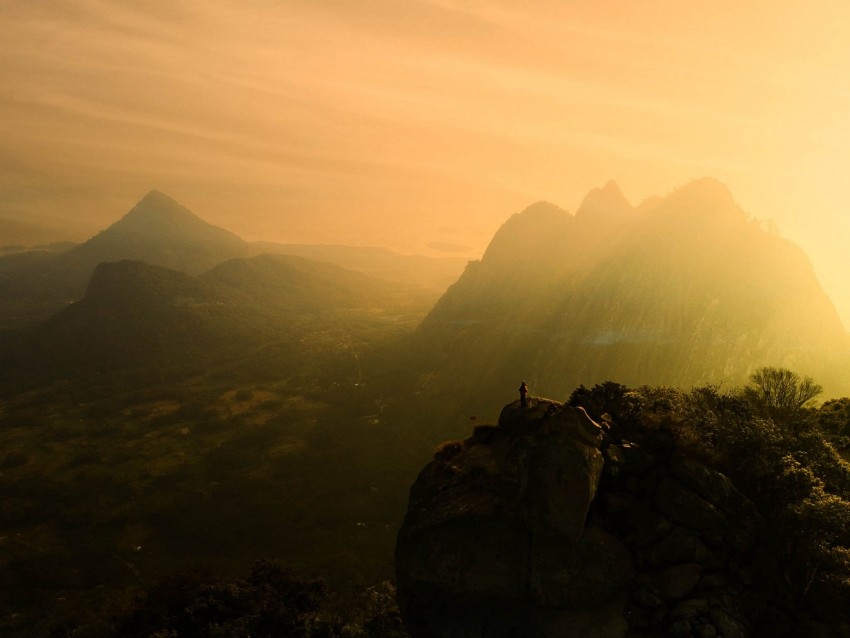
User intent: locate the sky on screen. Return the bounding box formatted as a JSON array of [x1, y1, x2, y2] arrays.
[[2, 0, 850, 325]]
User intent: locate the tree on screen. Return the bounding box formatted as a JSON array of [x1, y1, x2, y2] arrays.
[[817, 398, 850, 437], [743, 366, 822, 421]]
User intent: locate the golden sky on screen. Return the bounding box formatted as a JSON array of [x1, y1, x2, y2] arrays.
[[2, 1, 850, 325]]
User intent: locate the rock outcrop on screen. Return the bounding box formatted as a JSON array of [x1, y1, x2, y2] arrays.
[[395, 399, 770, 638]]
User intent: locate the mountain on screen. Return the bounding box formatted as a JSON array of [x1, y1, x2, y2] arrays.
[[0, 191, 251, 329], [424, 182, 640, 321], [250, 243, 467, 294], [2, 253, 416, 387], [199, 252, 400, 314], [0, 191, 466, 329], [574, 179, 636, 225], [411, 178, 850, 426], [74, 190, 250, 275]]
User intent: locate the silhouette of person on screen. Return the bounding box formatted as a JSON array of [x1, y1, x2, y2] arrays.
[[519, 381, 529, 408]]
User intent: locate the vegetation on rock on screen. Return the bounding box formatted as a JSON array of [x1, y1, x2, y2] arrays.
[[569, 369, 850, 636]]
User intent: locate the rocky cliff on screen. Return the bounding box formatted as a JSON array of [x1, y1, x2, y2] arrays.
[[395, 399, 786, 638], [412, 179, 850, 427]]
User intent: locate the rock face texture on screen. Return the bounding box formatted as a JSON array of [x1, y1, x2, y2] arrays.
[[395, 400, 768, 638]]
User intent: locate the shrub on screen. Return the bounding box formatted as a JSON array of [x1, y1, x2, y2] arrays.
[[571, 374, 850, 603], [110, 560, 335, 638], [358, 582, 407, 638], [567, 381, 630, 423], [65, 561, 409, 638], [817, 398, 850, 437]]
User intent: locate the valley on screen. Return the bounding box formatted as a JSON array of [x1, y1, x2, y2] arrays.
[[2, 183, 850, 636]]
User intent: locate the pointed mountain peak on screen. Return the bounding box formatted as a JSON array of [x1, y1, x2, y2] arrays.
[[601, 179, 625, 197], [103, 190, 241, 243], [75, 191, 247, 275], [136, 189, 179, 206], [576, 180, 634, 223], [121, 189, 197, 224]]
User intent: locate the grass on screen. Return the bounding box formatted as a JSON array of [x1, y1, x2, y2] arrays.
[[0, 313, 437, 637]]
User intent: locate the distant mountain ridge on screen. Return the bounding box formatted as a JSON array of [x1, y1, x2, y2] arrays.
[[5, 180, 847, 406], [2, 253, 417, 386], [0, 191, 466, 329], [412, 178, 850, 425], [255, 243, 465, 293], [0, 191, 252, 328]]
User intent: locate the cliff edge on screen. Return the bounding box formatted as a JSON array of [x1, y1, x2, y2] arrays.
[[395, 399, 769, 638]]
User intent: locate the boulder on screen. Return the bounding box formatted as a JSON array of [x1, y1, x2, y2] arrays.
[[396, 400, 769, 638], [396, 402, 624, 638]]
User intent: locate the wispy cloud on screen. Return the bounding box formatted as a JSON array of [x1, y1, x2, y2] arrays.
[[1, 0, 850, 322]]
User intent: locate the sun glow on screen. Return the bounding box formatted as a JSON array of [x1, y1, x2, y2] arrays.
[[2, 0, 850, 324]]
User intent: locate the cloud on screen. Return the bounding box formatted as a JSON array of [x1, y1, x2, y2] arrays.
[[1, 1, 850, 325]]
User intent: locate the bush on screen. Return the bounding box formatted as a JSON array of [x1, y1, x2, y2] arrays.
[[818, 398, 850, 437], [351, 582, 407, 638], [64, 560, 409, 638], [664, 380, 850, 599], [111, 560, 335, 638], [567, 381, 630, 423], [572, 376, 850, 603]]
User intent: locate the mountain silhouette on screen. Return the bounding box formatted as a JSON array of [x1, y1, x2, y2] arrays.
[[256, 243, 466, 294], [574, 179, 635, 225], [413, 178, 850, 426], [77, 190, 249, 275], [200, 252, 398, 314], [0, 191, 465, 329], [0, 191, 251, 329], [4, 253, 408, 385]]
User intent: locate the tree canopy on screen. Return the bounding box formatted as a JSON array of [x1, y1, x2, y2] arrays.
[[742, 366, 823, 421]]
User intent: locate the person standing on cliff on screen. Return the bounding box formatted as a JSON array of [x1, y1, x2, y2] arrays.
[[519, 381, 529, 408]]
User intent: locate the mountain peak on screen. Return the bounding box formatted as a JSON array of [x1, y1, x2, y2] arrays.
[[575, 180, 634, 223], [654, 177, 745, 224], [136, 189, 177, 206], [601, 179, 624, 196], [480, 201, 571, 267], [75, 191, 248, 276], [121, 189, 197, 224], [142, 188, 169, 199], [105, 190, 242, 242]]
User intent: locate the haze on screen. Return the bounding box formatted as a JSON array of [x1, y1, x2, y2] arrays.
[[2, 1, 850, 325]]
